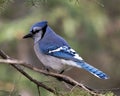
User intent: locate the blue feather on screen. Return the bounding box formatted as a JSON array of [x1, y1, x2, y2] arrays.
[[25, 21, 109, 79], [76, 62, 109, 79], [39, 27, 70, 54], [30, 21, 48, 32], [40, 45, 109, 79], [47, 46, 76, 60], [36, 24, 109, 79]]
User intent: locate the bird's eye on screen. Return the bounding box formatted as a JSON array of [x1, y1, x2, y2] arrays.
[[32, 29, 40, 34], [31, 27, 42, 34]]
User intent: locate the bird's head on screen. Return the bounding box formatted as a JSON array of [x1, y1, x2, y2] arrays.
[[23, 21, 48, 40]]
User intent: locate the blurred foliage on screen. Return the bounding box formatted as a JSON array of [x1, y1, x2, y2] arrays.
[[0, 0, 13, 14], [0, 0, 120, 96], [64, 88, 115, 96]]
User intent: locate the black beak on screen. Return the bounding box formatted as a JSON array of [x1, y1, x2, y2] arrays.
[[23, 33, 33, 39]]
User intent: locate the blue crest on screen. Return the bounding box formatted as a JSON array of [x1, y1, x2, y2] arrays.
[[30, 20, 48, 32]]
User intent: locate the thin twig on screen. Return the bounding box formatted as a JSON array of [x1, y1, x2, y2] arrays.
[[0, 58, 98, 95], [0, 50, 56, 94], [93, 0, 104, 7], [0, 49, 99, 95], [12, 64, 56, 94], [37, 85, 41, 96]]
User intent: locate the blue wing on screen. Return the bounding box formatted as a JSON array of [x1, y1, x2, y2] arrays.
[[42, 46, 83, 61], [40, 45, 109, 79]]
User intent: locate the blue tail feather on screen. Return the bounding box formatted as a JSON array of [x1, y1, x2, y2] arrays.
[[77, 62, 109, 79]]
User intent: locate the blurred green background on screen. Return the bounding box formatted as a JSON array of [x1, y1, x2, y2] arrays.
[[0, 0, 120, 96]]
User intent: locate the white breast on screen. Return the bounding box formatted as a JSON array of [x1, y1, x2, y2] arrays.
[[34, 42, 71, 72]]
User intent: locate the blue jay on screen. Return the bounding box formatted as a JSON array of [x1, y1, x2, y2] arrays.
[[23, 21, 109, 79]]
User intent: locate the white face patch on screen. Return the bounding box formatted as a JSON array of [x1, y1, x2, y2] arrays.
[[33, 27, 41, 32], [33, 30, 43, 44]]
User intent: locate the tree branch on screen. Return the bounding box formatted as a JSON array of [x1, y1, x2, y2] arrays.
[[0, 50, 56, 94], [0, 49, 100, 95]]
